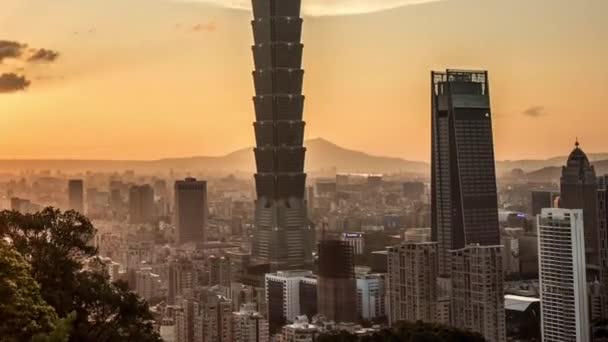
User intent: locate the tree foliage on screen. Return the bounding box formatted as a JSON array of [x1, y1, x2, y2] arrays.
[[0, 208, 161, 342], [318, 321, 487, 342], [0, 240, 58, 341]]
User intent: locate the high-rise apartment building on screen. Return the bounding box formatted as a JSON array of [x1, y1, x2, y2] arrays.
[[451, 245, 506, 342], [317, 240, 357, 323], [128, 184, 155, 223], [68, 179, 84, 213], [431, 69, 500, 276], [232, 303, 270, 342], [538, 208, 589, 341], [387, 242, 438, 325], [250, 0, 312, 268], [174, 178, 207, 244], [193, 294, 233, 342]]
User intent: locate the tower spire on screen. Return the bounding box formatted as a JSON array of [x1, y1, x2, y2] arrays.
[[575, 137, 580, 148]]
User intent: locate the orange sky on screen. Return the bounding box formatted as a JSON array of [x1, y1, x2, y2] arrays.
[[0, 0, 606, 161]]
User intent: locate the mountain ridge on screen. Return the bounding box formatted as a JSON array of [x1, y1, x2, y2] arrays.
[[0, 137, 606, 176]]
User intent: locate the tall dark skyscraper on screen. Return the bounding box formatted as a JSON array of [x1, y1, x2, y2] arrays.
[[560, 141, 601, 266], [174, 178, 207, 244], [128, 184, 155, 224], [250, 0, 311, 268], [317, 240, 357, 323], [430, 69, 500, 276], [68, 179, 84, 213]]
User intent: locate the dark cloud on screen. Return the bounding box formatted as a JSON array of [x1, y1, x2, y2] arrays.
[[28, 48, 60, 63], [0, 40, 27, 63], [523, 106, 546, 118], [0, 73, 31, 93], [192, 22, 217, 32]]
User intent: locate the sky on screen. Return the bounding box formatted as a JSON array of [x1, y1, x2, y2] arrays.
[[0, 0, 607, 161]]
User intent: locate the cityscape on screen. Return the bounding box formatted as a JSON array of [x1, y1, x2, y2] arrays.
[[1, 0, 607, 342]]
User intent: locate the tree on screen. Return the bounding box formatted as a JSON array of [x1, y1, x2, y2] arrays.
[[0, 208, 161, 342], [319, 321, 487, 342], [0, 240, 57, 341]]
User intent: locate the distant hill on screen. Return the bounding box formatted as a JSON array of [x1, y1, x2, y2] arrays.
[[524, 160, 608, 182], [0, 138, 606, 178], [0, 138, 428, 175]]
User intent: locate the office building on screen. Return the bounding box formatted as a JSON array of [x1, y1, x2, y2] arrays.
[[175, 178, 208, 244], [317, 240, 357, 323], [538, 208, 589, 341], [531, 191, 557, 217], [560, 141, 600, 266], [129, 184, 155, 223], [431, 69, 500, 276], [387, 242, 438, 325], [264, 270, 313, 334], [451, 245, 506, 342], [68, 179, 84, 213], [340, 232, 364, 255], [233, 303, 269, 342], [355, 268, 386, 321], [250, 0, 312, 268]]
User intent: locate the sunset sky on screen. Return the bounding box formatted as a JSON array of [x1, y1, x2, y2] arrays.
[[0, 0, 606, 161]]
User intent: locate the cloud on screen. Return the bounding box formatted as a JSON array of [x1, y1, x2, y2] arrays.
[[523, 106, 547, 118], [173, 0, 445, 16], [0, 73, 31, 93], [28, 48, 60, 63], [0, 40, 27, 63], [192, 22, 217, 32]]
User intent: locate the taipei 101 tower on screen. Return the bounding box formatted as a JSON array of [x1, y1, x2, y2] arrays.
[[250, 0, 312, 268]]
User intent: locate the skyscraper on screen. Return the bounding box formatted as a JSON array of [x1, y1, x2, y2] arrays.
[[174, 178, 207, 245], [250, 0, 311, 268], [387, 242, 438, 325], [451, 244, 506, 342], [68, 179, 84, 213], [560, 141, 600, 266], [317, 240, 357, 323], [431, 69, 500, 276], [128, 184, 155, 224], [538, 208, 589, 342]]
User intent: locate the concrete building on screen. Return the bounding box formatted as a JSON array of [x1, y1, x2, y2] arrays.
[[68, 179, 84, 213], [538, 208, 589, 341], [175, 178, 208, 245], [279, 316, 318, 342], [451, 245, 506, 342], [387, 242, 438, 325], [355, 267, 386, 321], [135, 266, 162, 301], [264, 270, 313, 334], [403, 227, 432, 243], [193, 294, 233, 342], [232, 303, 269, 342], [340, 232, 365, 255]]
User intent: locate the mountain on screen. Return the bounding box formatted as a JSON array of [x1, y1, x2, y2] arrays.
[[0, 138, 428, 175], [0, 138, 606, 178]]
